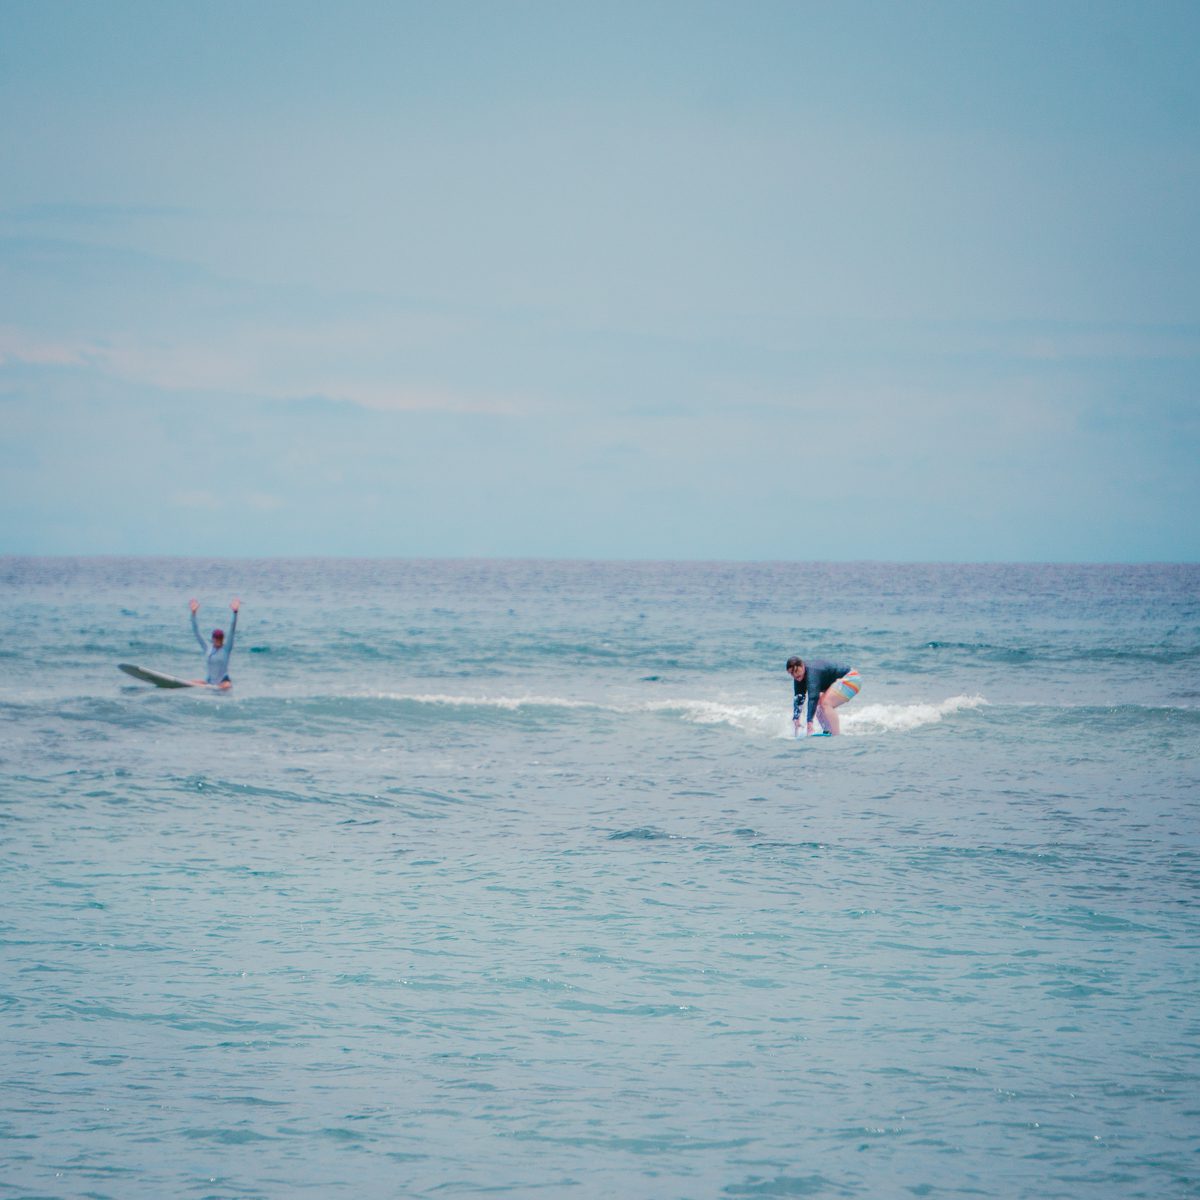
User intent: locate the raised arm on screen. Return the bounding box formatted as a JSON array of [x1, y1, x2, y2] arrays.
[[225, 599, 240, 651], [189, 599, 207, 649]]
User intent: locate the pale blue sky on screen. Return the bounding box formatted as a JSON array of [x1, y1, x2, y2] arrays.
[[2, 0, 1197, 559]]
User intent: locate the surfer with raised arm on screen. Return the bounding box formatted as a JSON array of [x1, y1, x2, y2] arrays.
[[190, 598, 240, 689], [787, 656, 861, 736]]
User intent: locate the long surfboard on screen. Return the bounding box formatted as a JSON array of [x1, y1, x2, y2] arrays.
[[118, 663, 202, 689]]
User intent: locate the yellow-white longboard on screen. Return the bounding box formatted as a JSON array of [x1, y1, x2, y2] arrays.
[[118, 663, 204, 689]]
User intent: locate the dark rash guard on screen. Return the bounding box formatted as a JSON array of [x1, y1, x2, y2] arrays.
[[792, 659, 852, 723]]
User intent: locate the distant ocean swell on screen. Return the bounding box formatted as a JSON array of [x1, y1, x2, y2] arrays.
[[16, 691, 1200, 743], [11, 692, 1200, 763]]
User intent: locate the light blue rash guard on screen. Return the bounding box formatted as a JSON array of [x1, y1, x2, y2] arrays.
[[192, 609, 237, 684]]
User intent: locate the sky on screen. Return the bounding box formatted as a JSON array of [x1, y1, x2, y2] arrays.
[[1, 0, 1197, 560]]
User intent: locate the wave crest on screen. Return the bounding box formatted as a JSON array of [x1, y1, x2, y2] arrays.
[[646, 694, 989, 738], [844, 694, 989, 734]]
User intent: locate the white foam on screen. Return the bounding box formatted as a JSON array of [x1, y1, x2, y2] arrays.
[[641, 698, 783, 735], [842, 694, 989, 734], [643, 694, 990, 739], [323, 690, 989, 738], [358, 692, 599, 711]]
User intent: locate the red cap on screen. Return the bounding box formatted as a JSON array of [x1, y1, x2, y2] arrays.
[[212, 629, 225, 642]]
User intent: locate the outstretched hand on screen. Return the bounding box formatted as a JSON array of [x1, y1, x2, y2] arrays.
[[231, 598, 241, 613], [189, 598, 199, 614]]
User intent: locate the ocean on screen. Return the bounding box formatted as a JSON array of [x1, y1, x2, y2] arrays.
[[1, 557, 1197, 1199]]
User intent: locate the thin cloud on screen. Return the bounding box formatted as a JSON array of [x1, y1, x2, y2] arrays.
[[0, 327, 92, 367], [2, 202, 189, 225], [0, 329, 526, 417]]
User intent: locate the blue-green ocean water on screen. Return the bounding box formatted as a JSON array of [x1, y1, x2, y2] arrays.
[[1, 558, 1198, 1200]]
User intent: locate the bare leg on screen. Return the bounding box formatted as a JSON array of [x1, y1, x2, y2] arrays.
[[816, 688, 849, 734]]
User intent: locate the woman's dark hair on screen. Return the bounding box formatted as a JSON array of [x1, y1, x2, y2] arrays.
[[786, 656, 803, 671]]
